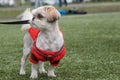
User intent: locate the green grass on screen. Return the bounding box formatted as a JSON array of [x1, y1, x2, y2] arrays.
[[0, 12, 120, 80], [0, 10, 22, 18]]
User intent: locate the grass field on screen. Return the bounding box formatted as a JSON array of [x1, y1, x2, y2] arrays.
[[0, 12, 120, 80]]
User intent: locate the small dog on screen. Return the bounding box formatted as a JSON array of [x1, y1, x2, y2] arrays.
[[19, 6, 66, 79]]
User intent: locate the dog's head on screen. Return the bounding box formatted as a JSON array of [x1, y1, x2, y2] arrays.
[[31, 6, 61, 29]]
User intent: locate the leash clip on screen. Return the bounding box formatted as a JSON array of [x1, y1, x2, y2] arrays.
[[46, 55, 53, 60]]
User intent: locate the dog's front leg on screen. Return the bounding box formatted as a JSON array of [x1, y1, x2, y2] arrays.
[[30, 64, 38, 79], [20, 33, 32, 75], [39, 61, 47, 74], [48, 65, 56, 77], [20, 48, 30, 75]]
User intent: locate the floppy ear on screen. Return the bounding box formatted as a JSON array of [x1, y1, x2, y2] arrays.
[[45, 7, 61, 23]]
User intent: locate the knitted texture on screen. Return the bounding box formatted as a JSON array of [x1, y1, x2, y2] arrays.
[[28, 27, 66, 66]]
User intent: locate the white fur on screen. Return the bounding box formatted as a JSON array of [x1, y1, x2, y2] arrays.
[[19, 6, 63, 79], [17, 8, 33, 31]]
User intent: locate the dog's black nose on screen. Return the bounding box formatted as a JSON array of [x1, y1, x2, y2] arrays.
[[32, 17, 35, 21]]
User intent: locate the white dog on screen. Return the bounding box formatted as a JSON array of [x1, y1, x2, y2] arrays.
[[19, 6, 66, 79]]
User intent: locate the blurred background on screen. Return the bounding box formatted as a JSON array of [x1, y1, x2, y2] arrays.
[[0, 0, 120, 19], [0, 0, 120, 6]]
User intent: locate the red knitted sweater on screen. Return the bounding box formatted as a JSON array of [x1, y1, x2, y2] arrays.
[[28, 27, 66, 66]]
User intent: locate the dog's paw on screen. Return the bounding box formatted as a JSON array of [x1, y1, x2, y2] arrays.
[[39, 70, 47, 74], [30, 73, 38, 79], [20, 69, 26, 75], [48, 72, 56, 77]]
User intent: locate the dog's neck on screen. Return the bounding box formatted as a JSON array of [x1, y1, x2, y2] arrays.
[[41, 22, 59, 32], [36, 22, 64, 51]]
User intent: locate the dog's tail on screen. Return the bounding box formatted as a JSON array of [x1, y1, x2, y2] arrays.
[[17, 8, 33, 31]]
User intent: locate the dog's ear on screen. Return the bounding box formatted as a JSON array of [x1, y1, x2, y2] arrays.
[[45, 6, 61, 23]]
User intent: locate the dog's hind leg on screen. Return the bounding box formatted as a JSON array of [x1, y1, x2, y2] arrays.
[[20, 33, 32, 75], [39, 61, 47, 74]]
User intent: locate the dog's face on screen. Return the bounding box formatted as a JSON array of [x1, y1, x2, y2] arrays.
[[31, 6, 61, 29]]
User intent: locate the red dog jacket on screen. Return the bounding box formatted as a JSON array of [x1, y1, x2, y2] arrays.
[[28, 27, 66, 66]]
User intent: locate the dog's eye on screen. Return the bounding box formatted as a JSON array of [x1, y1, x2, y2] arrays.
[[37, 14, 44, 19]]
